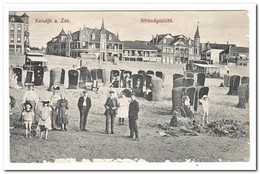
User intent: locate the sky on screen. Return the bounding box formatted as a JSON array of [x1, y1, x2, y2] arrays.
[[13, 11, 249, 48]]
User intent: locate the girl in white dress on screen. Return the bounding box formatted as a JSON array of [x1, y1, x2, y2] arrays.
[[118, 93, 129, 125], [38, 101, 52, 139], [21, 102, 34, 138]]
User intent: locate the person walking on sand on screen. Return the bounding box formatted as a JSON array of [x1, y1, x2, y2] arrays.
[[38, 101, 52, 139], [199, 95, 210, 127], [104, 91, 118, 134], [50, 85, 61, 130], [57, 94, 69, 131], [78, 90, 92, 131], [118, 92, 129, 125], [127, 92, 139, 141]]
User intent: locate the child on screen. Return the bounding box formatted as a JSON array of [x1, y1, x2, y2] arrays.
[[199, 95, 210, 127], [38, 101, 52, 139], [21, 102, 34, 138]]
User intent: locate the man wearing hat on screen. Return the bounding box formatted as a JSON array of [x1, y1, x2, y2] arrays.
[[127, 92, 139, 141], [104, 90, 118, 134], [199, 95, 210, 127], [77, 90, 92, 131], [22, 83, 39, 124]]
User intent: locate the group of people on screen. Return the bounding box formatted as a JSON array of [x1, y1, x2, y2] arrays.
[[20, 84, 140, 141]]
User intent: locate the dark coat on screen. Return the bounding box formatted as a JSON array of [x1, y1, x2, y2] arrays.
[[77, 96, 91, 111], [128, 100, 139, 119], [104, 97, 118, 116]]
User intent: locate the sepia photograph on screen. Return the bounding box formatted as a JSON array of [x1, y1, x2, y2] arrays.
[[3, 3, 256, 171]]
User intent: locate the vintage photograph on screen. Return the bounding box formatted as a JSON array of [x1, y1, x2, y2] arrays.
[[5, 4, 256, 170]]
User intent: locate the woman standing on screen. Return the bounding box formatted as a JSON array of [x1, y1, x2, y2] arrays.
[[56, 94, 69, 131], [118, 92, 129, 125], [50, 86, 61, 130]]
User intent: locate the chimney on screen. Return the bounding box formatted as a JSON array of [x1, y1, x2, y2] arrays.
[[227, 41, 229, 44], [152, 35, 154, 43], [156, 34, 159, 44]]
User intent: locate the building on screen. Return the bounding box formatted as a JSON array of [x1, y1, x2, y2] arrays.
[[150, 23, 201, 64], [9, 12, 30, 55], [46, 20, 123, 61], [219, 46, 249, 65], [201, 42, 236, 64], [122, 40, 158, 62]]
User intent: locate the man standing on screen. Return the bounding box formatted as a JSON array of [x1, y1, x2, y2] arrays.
[[128, 92, 139, 141], [77, 90, 91, 131], [104, 91, 118, 134]]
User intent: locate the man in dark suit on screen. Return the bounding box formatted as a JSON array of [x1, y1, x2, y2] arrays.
[[78, 90, 91, 131], [104, 91, 118, 134], [128, 92, 139, 141]]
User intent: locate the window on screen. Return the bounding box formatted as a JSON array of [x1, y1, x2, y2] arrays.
[[17, 34, 21, 43], [92, 33, 95, 40], [25, 24, 28, 31], [17, 24, 22, 33], [16, 45, 22, 53], [10, 24, 14, 32], [10, 34, 14, 43], [10, 17, 15, 22], [109, 34, 112, 41], [82, 42, 86, 47], [163, 38, 167, 44]]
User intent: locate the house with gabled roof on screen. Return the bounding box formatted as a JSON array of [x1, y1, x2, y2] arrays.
[[46, 20, 123, 61]]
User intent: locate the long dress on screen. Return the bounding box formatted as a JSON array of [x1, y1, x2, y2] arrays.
[[57, 99, 69, 124], [38, 107, 52, 130], [50, 94, 61, 129], [118, 98, 129, 119]]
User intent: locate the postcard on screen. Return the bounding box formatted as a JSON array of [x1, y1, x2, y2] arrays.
[[4, 3, 256, 171]]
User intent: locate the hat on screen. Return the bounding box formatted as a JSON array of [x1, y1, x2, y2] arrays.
[[82, 90, 88, 94], [109, 90, 115, 94], [24, 102, 33, 109], [51, 85, 60, 91], [41, 100, 51, 104], [201, 95, 208, 99]]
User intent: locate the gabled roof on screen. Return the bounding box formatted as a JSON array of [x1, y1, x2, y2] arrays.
[[9, 15, 24, 23], [21, 13, 29, 18], [150, 33, 173, 44], [59, 29, 67, 36], [123, 41, 158, 50], [170, 35, 189, 45]]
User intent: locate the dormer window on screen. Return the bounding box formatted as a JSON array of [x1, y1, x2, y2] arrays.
[[92, 33, 95, 40], [163, 38, 167, 44], [10, 17, 15, 22], [109, 34, 112, 41]]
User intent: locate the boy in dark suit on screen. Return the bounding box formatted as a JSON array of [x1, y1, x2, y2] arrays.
[[104, 91, 118, 134], [77, 90, 91, 131], [128, 92, 139, 141]]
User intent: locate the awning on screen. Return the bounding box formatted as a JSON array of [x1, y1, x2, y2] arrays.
[[194, 63, 218, 68], [27, 56, 48, 62]]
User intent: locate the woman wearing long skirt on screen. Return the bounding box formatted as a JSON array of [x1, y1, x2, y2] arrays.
[[56, 94, 69, 131], [118, 93, 129, 125], [50, 87, 61, 130]]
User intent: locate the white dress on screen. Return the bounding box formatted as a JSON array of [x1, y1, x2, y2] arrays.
[[118, 98, 129, 118], [38, 107, 52, 129]]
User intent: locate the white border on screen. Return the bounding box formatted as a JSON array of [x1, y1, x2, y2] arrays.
[[3, 3, 256, 171]]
